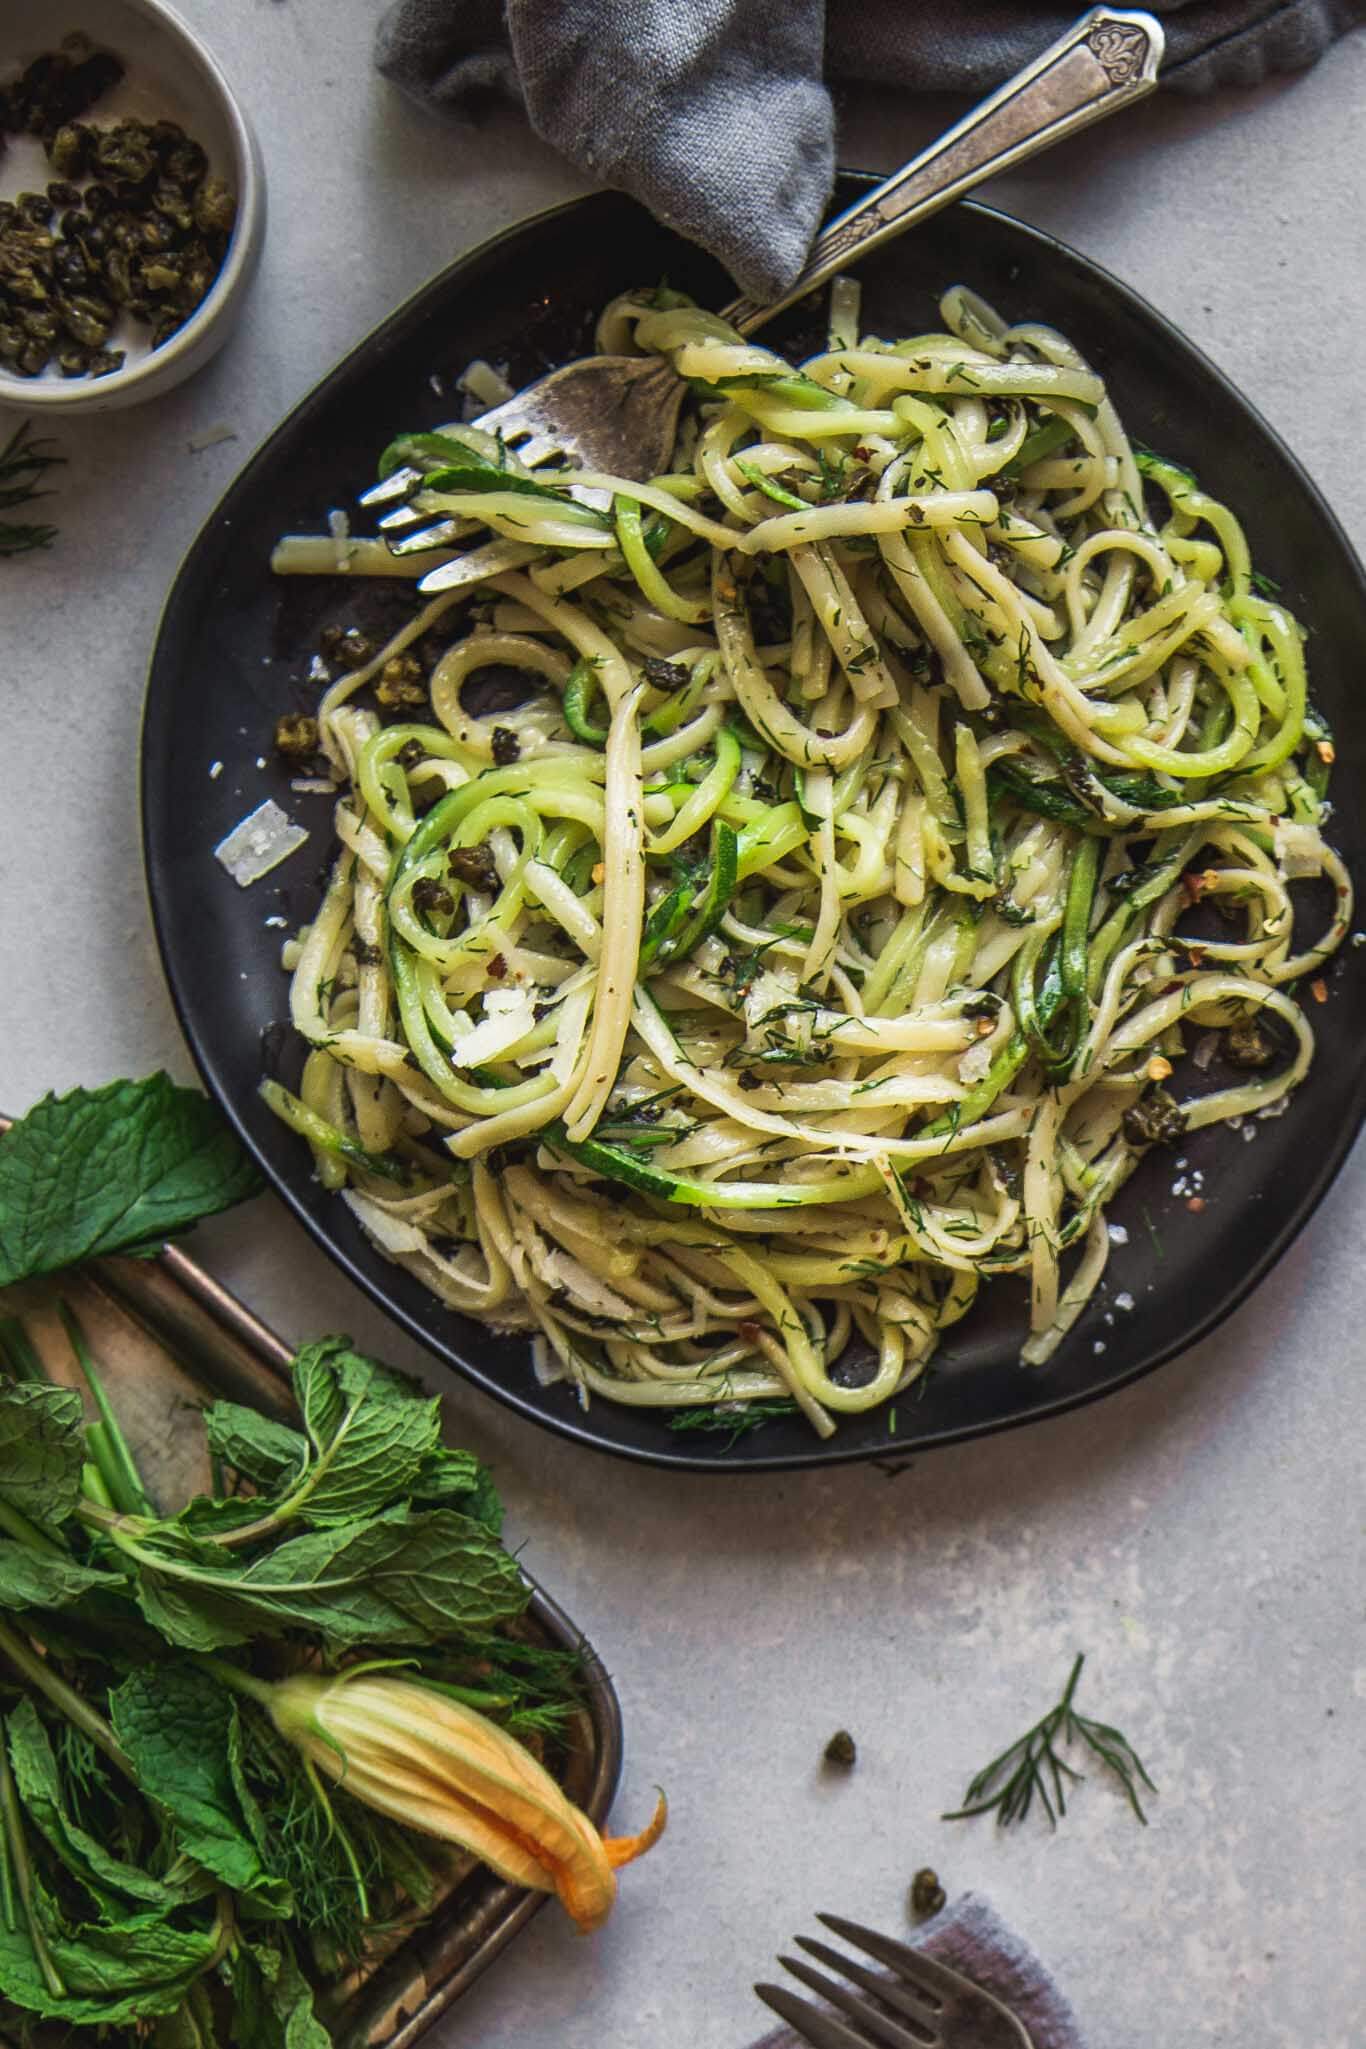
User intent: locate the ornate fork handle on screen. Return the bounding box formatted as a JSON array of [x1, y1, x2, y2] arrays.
[[723, 7, 1163, 335]]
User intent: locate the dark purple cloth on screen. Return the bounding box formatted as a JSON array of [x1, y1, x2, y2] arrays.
[[748, 1893, 1087, 2049]]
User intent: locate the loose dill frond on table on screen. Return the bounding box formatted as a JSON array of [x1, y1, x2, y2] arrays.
[[0, 418, 64, 557], [943, 1653, 1155, 1830]]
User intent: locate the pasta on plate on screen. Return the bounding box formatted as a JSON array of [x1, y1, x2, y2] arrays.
[[264, 281, 1350, 1439]]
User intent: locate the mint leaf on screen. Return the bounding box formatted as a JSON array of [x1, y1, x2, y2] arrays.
[[203, 1403, 307, 1492], [132, 1576, 254, 1653], [173, 1494, 282, 1541], [0, 1383, 86, 1531], [412, 1445, 503, 1534], [0, 1074, 262, 1287], [152, 1980, 220, 2048], [224, 1937, 330, 2049], [132, 1508, 528, 1650], [0, 1871, 221, 2026], [289, 1336, 442, 1526], [109, 1666, 291, 1914], [7, 1698, 187, 1911], [0, 1541, 123, 1613], [49, 1911, 223, 2018]]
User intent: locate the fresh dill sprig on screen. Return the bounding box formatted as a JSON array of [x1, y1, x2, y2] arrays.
[[667, 1399, 798, 1450], [0, 419, 65, 558], [943, 1653, 1155, 1830], [415, 1629, 587, 1740]]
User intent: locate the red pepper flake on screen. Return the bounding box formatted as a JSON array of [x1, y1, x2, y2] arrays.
[[1187, 945, 1207, 967], [487, 954, 507, 980], [853, 445, 873, 461], [1183, 872, 1206, 901], [737, 1319, 764, 1345], [1186, 1195, 1206, 1214], [1310, 977, 1328, 1004]]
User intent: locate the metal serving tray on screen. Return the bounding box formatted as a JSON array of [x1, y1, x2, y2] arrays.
[[0, 1237, 623, 2048]]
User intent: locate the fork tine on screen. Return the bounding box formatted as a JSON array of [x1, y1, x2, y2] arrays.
[[793, 1937, 939, 2032], [754, 1982, 877, 2049], [468, 398, 539, 446], [377, 504, 429, 531], [511, 432, 565, 468], [779, 1954, 936, 2049], [357, 466, 420, 507], [386, 520, 467, 556], [815, 1917, 970, 2009]]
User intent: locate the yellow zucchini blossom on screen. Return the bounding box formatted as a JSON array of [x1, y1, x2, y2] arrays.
[[267, 1671, 665, 1930]]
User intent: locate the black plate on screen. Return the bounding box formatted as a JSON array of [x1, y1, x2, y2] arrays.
[[142, 186, 1366, 1471]]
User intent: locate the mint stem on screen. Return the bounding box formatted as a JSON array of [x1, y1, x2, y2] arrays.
[[0, 1718, 65, 1998], [0, 1618, 131, 1777], [0, 1500, 65, 1559], [57, 1302, 155, 1519], [0, 1318, 48, 1386]]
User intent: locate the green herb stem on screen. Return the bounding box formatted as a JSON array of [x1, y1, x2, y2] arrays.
[[0, 1317, 48, 1385], [0, 1498, 66, 1559], [80, 1460, 115, 1511], [0, 1721, 65, 1997], [0, 1617, 131, 1777], [58, 1302, 155, 1519], [0, 1769, 15, 1931]]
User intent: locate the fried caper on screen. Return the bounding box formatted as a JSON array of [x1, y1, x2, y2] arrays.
[[192, 174, 236, 238]]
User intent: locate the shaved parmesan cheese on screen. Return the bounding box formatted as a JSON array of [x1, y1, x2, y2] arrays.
[[214, 801, 308, 886], [958, 1037, 995, 1086], [458, 357, 514, 406], [1192, 1030, 1220, 1071], [449, 988, 538, 1068], [1274, 818, 1324, 880]]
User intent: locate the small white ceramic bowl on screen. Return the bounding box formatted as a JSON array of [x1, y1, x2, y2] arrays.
[[0, 0, 264, 413]]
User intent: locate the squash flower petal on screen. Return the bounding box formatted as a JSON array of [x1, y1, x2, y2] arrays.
[[267, 1672, 664, 1930]]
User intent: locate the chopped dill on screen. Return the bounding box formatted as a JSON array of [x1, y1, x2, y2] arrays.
[[0, 420, 64, 558], [668, 1399, 798, 1449]]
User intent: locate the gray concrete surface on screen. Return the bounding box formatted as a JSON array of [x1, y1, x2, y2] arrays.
[[3, 7, 1364, 2044]]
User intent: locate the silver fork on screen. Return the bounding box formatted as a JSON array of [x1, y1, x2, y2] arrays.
[[374, 2, 1161, 575], [755, 1912, 1036, 2049]]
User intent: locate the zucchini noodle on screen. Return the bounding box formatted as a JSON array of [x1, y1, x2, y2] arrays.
[[264, 282, 1350, 1438]]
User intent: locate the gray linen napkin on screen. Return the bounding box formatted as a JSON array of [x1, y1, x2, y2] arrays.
[[748, 1893, 1086, 2049], [374, 0, 1366, 302]]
